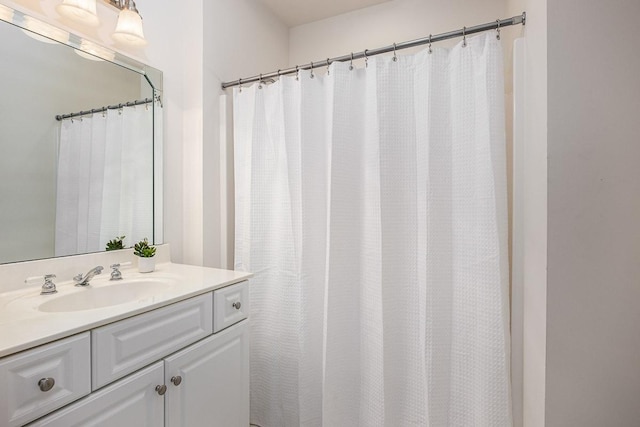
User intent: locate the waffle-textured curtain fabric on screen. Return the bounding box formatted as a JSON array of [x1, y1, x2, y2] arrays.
[[234, 33, 511, 427], [55, 106, 153, 256]]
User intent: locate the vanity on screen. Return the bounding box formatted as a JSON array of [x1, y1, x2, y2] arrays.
[[0, 258, 251, 426]]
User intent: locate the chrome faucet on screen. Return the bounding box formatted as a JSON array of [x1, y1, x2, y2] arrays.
[[74, 266, 104, 287]]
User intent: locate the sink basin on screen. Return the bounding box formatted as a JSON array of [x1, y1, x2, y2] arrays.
[[38, 278, 174, 313]]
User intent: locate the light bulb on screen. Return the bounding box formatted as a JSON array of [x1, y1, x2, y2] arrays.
[[56, 0, 100, 27], [112, 8, 147, 46]]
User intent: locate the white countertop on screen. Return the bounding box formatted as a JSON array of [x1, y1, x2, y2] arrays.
[[0, 262, 252, 358]]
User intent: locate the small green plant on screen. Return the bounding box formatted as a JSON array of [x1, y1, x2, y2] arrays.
[[105, 235, 126, 251], [133, 238, 156, 258]]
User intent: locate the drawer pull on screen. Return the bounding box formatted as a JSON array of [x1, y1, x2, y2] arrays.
[[38, 377, 55, 392], [171, 375, 182, 386], [232, 301, 242, 310], [155, 384, 167, 395]]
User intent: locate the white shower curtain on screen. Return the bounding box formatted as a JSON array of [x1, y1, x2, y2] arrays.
[[55, 105, 154, 256], [234, 33, 511, 427]]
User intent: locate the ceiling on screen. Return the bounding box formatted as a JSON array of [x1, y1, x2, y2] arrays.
[[256, 0, 392, 27]]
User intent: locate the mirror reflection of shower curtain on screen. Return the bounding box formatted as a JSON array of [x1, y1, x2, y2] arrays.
[[55, 106, 153, 256]]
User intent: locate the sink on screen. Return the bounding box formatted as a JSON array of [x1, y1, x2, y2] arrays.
[[38, 278, 175, 313]]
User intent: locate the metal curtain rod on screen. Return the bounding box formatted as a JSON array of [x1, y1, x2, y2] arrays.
[[221, 12, 526, 89], [55, 97, 156, 121]]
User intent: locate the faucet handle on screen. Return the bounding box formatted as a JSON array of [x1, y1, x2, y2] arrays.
[[73, 273, 84, 283], [110, 262, 132, 281], [25, 274, 57, 295], [42, 275, 57, 295]]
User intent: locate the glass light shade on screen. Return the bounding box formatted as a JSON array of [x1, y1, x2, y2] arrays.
[[75, 39, 115, 62], [112, 8, 147, 46], [22, 16, 70, 44], [56, 0, 100, 27], [0, 4, 14, 22]]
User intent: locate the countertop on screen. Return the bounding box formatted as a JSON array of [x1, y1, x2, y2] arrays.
[[0, 262, 252, 358]]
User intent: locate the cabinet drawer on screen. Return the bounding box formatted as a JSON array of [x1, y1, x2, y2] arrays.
[[213, 281, 249, 332], [28, 361, 164, 427], [0, 333, 91, 427], [92, 293, 212, 390]]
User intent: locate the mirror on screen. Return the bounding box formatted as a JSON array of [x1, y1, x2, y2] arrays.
[[0, 7, 162, 264]]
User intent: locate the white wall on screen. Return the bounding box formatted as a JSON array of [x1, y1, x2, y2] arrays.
[[545, 1, 640, 425], [289, 0, 507, 67], [135, 0, 203, 266]]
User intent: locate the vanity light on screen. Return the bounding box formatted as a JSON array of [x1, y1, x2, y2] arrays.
[[56, 0, 100, 27], [111, 0, 147, 47], [0, 4, 14, 22], [22, 16, 70, 44]]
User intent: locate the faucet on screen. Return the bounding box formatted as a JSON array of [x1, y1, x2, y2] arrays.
[[74, 266, 104, 287]]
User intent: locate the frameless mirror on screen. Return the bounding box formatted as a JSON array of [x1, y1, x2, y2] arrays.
[[0, 7, 162, 264]]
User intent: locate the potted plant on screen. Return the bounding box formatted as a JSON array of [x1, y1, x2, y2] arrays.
[[134, 238, 156, 273], [105, 235, 126, 251]]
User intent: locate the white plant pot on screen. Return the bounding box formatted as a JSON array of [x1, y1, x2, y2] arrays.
[[138, 257, 156, 273]]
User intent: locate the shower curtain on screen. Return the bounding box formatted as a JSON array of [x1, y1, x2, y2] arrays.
[[234, 33, 511, 427], [55, 105, 154, 256]]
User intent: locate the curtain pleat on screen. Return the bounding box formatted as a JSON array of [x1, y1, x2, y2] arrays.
[[235, 33, 511, 427]]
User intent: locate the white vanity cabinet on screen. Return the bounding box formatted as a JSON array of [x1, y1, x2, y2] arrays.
[[4, 279, 250, 427]]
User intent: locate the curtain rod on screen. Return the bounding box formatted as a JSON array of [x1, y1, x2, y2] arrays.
[[221, 12, 526, 89], [55, 97, 157, 121]]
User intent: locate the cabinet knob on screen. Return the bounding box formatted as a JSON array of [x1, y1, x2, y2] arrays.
[[171, 375, 182, 386], [232, 301, 242, 310], [38, 377, 55, 392], [155, 384, 167, 395]]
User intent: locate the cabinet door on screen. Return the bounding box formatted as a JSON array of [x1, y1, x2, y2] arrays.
[[164, 321, 249, 427], [28, 361, 164, 427]]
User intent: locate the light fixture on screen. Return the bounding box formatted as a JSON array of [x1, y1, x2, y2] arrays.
[[53, 0, 148, 47], [0, 4, 14, 22], [22, 16, 70, 44], [56, 0, 100, 27], [111, 0, 147, 47]]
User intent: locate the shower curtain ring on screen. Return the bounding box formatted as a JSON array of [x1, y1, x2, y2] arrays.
[[428, 34, 433, 54], [238, 77, 242, 92], [310, 62, 314, 78], [295, 65, 299, 81], [258, 74, 263, 89], [496, 19, 501, 40], [462, 26, 467, 47], [364, 49, 369, 68], [349, 52, 354, 70], [392, 43, 398, 62], [326, 58, 330, 75]]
